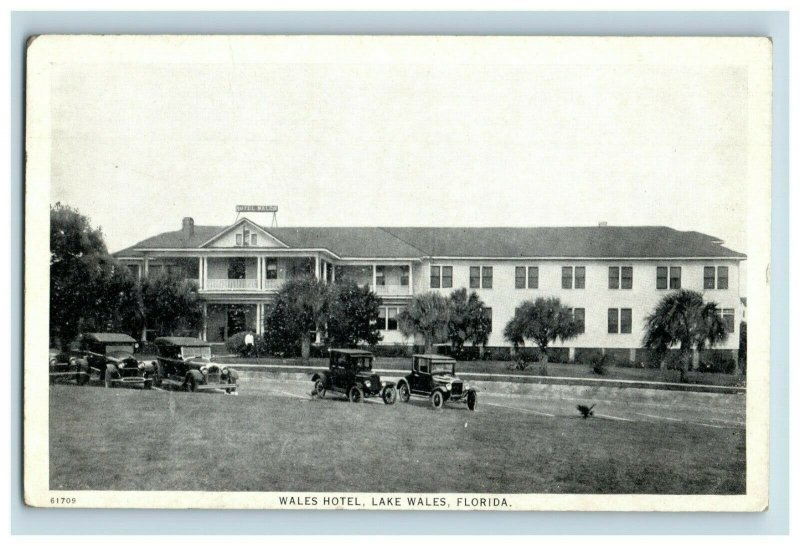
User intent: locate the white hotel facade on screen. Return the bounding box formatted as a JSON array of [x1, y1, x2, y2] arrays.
[[115, 217, 745, 358]]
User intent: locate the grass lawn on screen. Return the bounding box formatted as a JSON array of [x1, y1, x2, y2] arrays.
[[213, 355, 744, 387], [50, 385, 745, 494]]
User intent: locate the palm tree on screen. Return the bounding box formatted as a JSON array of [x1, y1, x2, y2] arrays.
[[279, 278, 332, 359], [397, 292, 450, 353], [642, 289, 728, 381], [503, 297, 580, 376]]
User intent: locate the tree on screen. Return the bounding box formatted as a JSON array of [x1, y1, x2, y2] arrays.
[[397, 292, 450, 353], [140, 270, 203, 338], [447, 288, 491, 356], [326, 281, 383, 348], [264, 278, 331, 359], [503, 297, 580, 375], [642, 289, 728, 381], [738, 321, 747, 375], [50, 203, 142, 345]]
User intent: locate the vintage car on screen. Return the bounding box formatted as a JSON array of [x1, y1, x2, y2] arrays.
[[311, 348, 396, 404], [50, 333, 154, 388], [49, 344, 89, 385], [152, 337, 239, 393], [396, 354, 478, 410]]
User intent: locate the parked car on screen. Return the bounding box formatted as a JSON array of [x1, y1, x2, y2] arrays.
[[152, 337, 239, 393], [311, 348, 396, 404], [50, 333, 153, 388], [49, 344, 89, 385], [396, 354, 478, 410]]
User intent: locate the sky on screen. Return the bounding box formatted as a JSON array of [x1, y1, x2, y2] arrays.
[[47, 37, 749, 257]]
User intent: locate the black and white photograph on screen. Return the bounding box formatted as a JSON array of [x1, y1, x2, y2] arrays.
[[23, 34, 772, 511]]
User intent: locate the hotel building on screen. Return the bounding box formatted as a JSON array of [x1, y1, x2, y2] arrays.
[[115, 217, 745, 358]]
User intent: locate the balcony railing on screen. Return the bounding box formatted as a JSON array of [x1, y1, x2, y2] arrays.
[[206, 278, 258, 291], [263, 278, 286, 291], [374, 283, 411, 296]]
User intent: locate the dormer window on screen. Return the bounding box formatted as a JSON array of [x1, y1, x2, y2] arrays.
[[243, 229, 250, 247], [235, 234, 242, 246], [251, 233, 258, 246]]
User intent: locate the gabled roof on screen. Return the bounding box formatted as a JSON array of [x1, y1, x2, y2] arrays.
[[114, 224, 746, 259], [380, 226, 746, 259]]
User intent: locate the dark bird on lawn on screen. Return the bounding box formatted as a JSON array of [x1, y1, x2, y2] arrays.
[[577, 404, 595, 418]]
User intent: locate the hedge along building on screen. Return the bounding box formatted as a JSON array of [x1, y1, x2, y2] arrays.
[[114, 217, 746, 362]]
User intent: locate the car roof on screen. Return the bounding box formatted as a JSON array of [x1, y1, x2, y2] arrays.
[[83, 333, 137, 343], [154, 337, 211, 347], [414, 354, 457, 362], [329, 348, 373, 356]]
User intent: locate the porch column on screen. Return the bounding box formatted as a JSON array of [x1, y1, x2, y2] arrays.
[[315, 255, 321, 279], [199, 257, 204, 289], [568, 347, 576, 363], [201, 303, 208, 341], [255, 303, 262, 335], [372, 264, 377, 290], [408, 262, 413, 295], [257, 256, 262, 290], [143, 256, 149, 278]]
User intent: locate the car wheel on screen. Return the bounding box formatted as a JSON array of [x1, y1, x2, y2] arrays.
[[313, 379, 326, 398], [144, 379, 152, 390], [467, 390, 477, 411], [348, 386, 363, 403], [398, 382, 411, 403], [382, 386, 397, 405], [184, 375, 198, 392], [104, 371, 114, 389], [431, 390, 444, 410]]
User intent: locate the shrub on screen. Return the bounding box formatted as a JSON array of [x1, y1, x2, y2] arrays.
[[698, 350, 736, 374], [605, 348, 632, 367], [588, 353, 613, 375], [370, 344, 413, 358], [225, 331, 260, 356]]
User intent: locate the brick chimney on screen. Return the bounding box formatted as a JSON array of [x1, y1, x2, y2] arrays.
[[598, 221, 608, 227], [182, 217, 195, 239]]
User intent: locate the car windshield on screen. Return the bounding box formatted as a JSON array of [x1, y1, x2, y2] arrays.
[[105, 343, 134, 355], [353, 357, 372, 371], [430, 361, 455, 375], [181, 346, 211, 360]]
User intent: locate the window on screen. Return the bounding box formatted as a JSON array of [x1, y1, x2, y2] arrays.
[[571, 308, 585, 334], [575, 267, 585, 289], [562, 266, 585, 289], [148, 264, 163, 277], [669, 266, 682, 289], [387, 307, 398, 330], [704, 266, 715, 289], [376, 266, 386, 286], [528, 266, 539, 289], [609, 266, 633, 289], [705, 266, 729, 290], [430, 266, 440, 288], [717, 308, 735, 333], [718, 266, 729, 289], [562, 266, 573, 289], [401, 266, 409, 286], [484, 308, 492, 332], [235, 234, 243, 246], [620, 308, 632, 334], [265, 259, 277, 280], [126, 264, 140, 279], [251, 234, 258, 246], [607, 308, 618, 334], [515, 267, 526, 289], [242, 229, 250, 247], [430, 266, 452, 288], [609, 266, 619, 289], [378, 306, 402, 331], [657, 266, 668, 289], [621, 267, 632, 289], [608, 308, 632, 334], [481, 267, 493, 289], [470, 266, 480, 289], [516, 266, 538, 289], [441, 266, 452, 288]]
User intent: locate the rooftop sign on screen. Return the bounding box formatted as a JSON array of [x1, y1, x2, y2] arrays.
[[236, 205, 278, 213]]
